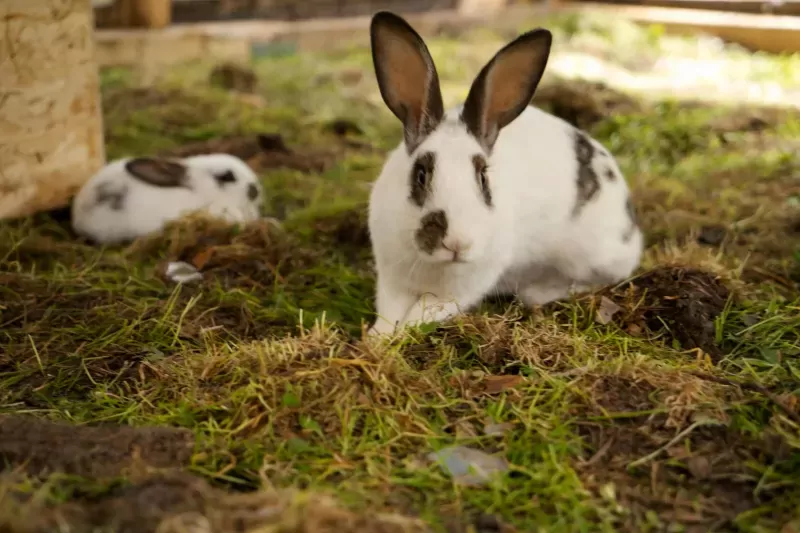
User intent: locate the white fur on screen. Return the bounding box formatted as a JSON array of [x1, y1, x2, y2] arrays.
[[71, 153, 264, 244], [368, 106, 643, 336]]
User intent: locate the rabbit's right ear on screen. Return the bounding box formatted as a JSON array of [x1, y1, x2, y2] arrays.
[[370, 11, 444, 153]]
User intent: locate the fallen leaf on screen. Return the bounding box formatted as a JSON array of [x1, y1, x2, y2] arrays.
[[191, 248, 215, 270], [427, 446, 509, 486], [165, 261, 203, 284], [686, 456, 711, 479], [595, 296, 622, 325], [626, 323, 643, 336], [483, 375, 523, 394]]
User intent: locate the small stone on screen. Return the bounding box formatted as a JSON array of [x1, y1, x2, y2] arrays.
[[427, 446, 509, 487]]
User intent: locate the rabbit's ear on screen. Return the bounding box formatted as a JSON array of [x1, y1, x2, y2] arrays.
[[370, 11, 444, 153], [125, 158, 189, 188], [461, 28, 552, 152]]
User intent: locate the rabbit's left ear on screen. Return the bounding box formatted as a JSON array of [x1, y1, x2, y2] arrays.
[[125, 157, 189, 188], [461, 28, 552, 152]]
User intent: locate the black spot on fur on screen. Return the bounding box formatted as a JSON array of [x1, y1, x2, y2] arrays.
[[95, 183, 128, 211], [605, 167, 617, 181], [409, 151, 436, 207], [623, 197, 639, 242], [472, 154, 492, 207], [214, 170, 237, 186], [415, 209, 448, 254], [247, 183, 259, 201], [125, 158, 189, 188], [572, 130, 601, 217]]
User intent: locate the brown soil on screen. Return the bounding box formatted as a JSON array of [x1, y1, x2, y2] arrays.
[[573, 372, 792, 532], [531, 78, 643, 130], [0, 473, 428, 533], [160, 133, 338, 174], [209, 62, 259, 93], [0, 416, 194, 478], [597, 266, 731, 361]]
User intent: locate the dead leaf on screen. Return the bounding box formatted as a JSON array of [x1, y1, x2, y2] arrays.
[[191, 248, 215, 270], [165, 261, 203, 284], [483, 375, 523, 394], [483, 422, 514, 436], [595, 296, 622, 325], [686, 456, 711, 479], [627, 323, 643, 336]]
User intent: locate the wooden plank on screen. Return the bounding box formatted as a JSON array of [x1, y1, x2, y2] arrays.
[[562, 2, 800, 54], [576, 0, 800, 16], [92, 2, 552, 67]]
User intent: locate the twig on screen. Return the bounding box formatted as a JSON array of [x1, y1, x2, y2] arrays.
[[581, 436, 615, 467], [689, 371, 800, 425], [628, 420, 707, 469]]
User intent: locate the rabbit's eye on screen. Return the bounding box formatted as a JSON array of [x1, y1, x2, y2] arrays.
[[416, 166, 427, 187], [479, 170, 488, 191], [472, 154, 492, 207]]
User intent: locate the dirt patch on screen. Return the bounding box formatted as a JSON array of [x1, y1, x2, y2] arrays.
[[160, 133, 338, 174], [129, 217, 318, 288], [0, 473, 428, 533], [572, 372, 793, 532], [209, 62, 258, 93], [596, 266, 731, 361], [531, 78, 642, 130], [0, 416, 194, 478]]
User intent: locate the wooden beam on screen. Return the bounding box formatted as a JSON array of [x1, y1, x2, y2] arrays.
[[562, 2, 800, 54], [576, 0, 800, 16]]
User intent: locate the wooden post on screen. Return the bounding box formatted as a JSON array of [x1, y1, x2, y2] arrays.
[[107, 0, 171, 29], [130, 0, 172, 28], [0, 0, 106, 220]]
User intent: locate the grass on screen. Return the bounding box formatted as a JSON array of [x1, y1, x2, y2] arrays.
[[1, 10, 799, 533]]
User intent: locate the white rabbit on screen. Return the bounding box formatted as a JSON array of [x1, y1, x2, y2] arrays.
[[71, 153, 264, 244], [367, 12, 643, 336]]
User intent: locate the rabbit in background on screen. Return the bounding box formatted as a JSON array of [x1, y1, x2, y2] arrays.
[[71, 153, 264, 245]]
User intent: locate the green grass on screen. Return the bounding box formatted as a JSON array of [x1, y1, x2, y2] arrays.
[[1, 11, 799, 533]]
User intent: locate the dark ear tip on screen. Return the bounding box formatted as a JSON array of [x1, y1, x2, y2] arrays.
[[371, 10, 403, 26], [521, 27, 553, 47], [370, 10, 415, 36]]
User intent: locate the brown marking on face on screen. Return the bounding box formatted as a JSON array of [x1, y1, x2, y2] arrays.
[[415, 209, 448, 254], [95, 183, 128, 211], [460, 29, 552, 152], [572, 130, 601, 217], [125, 158, 189, 189], [623, 197, 639, 242], [371, 12, 444, 153], [409, 151, 435, 207], [472, 154, 492, 207]]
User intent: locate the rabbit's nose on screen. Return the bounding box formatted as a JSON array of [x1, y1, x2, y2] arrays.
[[442, 237, 472, 254]]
